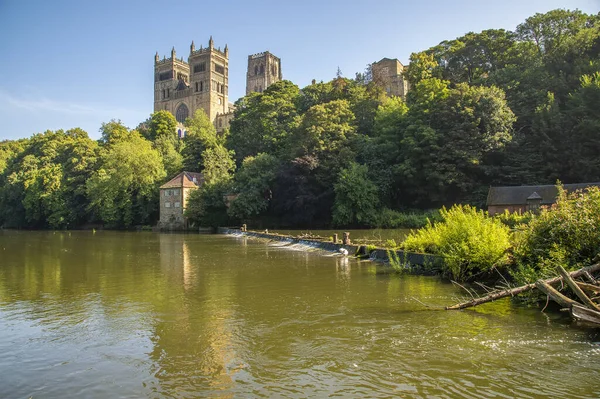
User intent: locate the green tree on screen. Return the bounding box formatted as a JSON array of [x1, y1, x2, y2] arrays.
[[398, 81, 515, 206], [332, 162, 379, 226], [228, 153, 278, 220], [227, 80, 301, 163], [182, 109, 219, 171], [201, 145, 236, 185], [86, 132, 165, 228], [0, 129, 98, 228], [99, 119, 132, 146]]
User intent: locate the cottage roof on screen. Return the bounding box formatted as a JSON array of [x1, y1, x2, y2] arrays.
[[486, 183, 600, 206], [160, 171, 204, 189]]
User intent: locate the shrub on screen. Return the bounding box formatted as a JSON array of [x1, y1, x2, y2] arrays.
[[402, 205, 511, 281], [511, 186, 600, 285], [373, 208, 441, 229], [494, 210, 534, 228]]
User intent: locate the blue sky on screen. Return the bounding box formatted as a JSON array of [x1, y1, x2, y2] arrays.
[[0, 0, 598, 141]]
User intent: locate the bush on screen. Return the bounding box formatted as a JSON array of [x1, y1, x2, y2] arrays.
[[373, 208, 442, 229], [402, 205, 511, 281], [511, 186, 600, 285], [494, 210, 534, 228]]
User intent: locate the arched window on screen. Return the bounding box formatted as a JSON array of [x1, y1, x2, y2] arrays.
[[254, 66, 259, 75], [175, 103, 189, 123], [260, 64, 264, 74]]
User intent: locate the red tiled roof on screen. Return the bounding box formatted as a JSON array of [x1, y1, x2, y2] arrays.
[[160, 171, 204, 189]]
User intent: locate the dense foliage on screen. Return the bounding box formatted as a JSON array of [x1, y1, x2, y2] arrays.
[[0, 9, 599, 231], [511, 186, 600, 285], [403, 205, 511, 281]]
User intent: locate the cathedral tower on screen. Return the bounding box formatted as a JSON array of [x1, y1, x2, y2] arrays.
[[154, 37, 229, 129], [246, 51, 281, 95]]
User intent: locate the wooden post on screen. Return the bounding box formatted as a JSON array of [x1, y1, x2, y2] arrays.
[[343, 232, 350, 245], [242, 224, 247, 232], [333, 234, 338, 243]]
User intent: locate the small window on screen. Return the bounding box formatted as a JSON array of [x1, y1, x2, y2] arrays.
[[165, 202, 171, 208], [200, 81, 203, 91], [219, 119, 223, 127], [260, 64, 264, 75], [218, 98, 222, 105], [174, 189, 180, 196], [254, 66, 258, 75], [215, 64, 225, 74], [164, 191, 168, 197], [174, 202, 181, 208]]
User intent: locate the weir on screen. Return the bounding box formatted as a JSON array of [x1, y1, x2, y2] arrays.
[[218, 227, 444, 273]]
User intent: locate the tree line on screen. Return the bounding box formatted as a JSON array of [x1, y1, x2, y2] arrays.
[[1, 9, 599, 229]]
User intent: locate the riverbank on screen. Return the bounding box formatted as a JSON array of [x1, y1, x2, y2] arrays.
[[218, 227, 444, 274]]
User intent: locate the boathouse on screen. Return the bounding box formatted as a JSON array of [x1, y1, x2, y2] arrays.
[[486, 183, 600, 215], [159, 171, 204, 229]]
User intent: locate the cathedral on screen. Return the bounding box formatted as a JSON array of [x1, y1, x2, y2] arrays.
[[154, 37, 282, 136]]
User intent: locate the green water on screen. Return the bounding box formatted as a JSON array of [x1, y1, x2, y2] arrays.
[[0, 230, 598, 398]]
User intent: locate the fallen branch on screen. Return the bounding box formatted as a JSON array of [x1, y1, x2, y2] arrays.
[[576, 281, 600, 296], [535, 280, 579, 308], [556, 266, 600, 312], [445, 262, 600, 310], [571, 303, 600, 324]]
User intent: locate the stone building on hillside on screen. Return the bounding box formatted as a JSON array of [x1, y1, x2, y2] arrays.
[[154, 37, 234, 135], [486, 183, 600, 215], [159, 171, 204, 229], [371, 58, 409, 99], [246, 51, 282, 95]]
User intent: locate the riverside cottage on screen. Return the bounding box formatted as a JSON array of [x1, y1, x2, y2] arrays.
[[159, 171, 204, 229], [486, 183, 600, 215]]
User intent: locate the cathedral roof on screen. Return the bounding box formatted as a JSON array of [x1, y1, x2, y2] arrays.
[[160, 171, 204, 189]]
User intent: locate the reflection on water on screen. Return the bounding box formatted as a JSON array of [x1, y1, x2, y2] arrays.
[[0, 230, 599, 398]]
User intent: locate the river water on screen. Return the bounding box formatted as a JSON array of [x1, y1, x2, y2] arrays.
[[0, 230, 598, 398]]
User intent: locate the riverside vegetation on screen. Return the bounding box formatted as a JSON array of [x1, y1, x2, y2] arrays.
[[0, 10, 599, 284]]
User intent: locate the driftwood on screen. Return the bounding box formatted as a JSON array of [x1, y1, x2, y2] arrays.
[[535, 280, 579, 308], [556, 266, 600, 311], [576, 281, 600, 296], [571, 303, 600, 324], [445, 262, 600, 310], [583, 271, 597, 284]]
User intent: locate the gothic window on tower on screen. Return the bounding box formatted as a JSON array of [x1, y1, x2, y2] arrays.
[[254, 66, 259, 75], [175, 103, 189, 123], [215, 64, 225, 74], [194, 63, 206, 73], [260, 64, 264, 75]]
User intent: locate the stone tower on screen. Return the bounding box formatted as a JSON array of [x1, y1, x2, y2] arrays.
[[246, 51, 282, 95], [371, 58, 409, 100], [154, 37, 229, 130]]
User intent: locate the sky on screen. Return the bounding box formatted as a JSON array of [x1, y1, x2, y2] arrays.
[[0, 0, 598, 141]]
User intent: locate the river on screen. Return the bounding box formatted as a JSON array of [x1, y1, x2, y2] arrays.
[[0, 230, 598, 398]]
